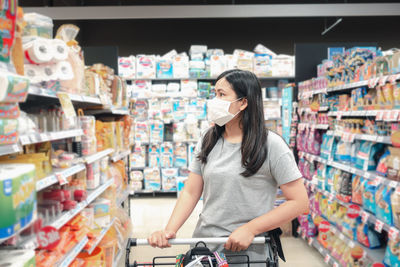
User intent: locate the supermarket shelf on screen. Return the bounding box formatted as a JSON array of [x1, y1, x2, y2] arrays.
[[19, 129, 84, 146], [117, 189, 130, 206], [298, 232, 340, 267], [127, 76, 294, 81], [0, 143, 21, 157], [113, 238, 129, 267], [51, 179, 113, 230], [298, 123, 330, 130], [28, 86, 102, 105], [327, 110, 400, 121], [326, 130, 392, 144], [36, 163, 86, 191], [85, 218, 116, 255], [84, 148, 115, 165], [299, 106, 330, 114], [111, 150, 131, 162], [84, 107, 130, 116], [305, 178, 400, 234], [298, 73, 400, 100], [59, 236, 89, 267], [299, 151, 400, 188]]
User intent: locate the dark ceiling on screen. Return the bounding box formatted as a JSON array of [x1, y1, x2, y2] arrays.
[[19, 0, 400, 7]]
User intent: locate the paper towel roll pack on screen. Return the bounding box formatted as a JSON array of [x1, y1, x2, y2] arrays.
[[0, 72, 30, 103], [0, 104, 20, 119], [0, 119, 18, 145], [0, 249, 36, 267], [0, 164, 36, 241]]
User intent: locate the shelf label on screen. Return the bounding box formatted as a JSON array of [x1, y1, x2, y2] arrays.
[[30, 135, 38, 143], [375, 219, 384, 233], [333, 262, 339, 267], [389, 227, 400, 240], [58, 92, 77, 120], [37, 226, 61, 250], [324, 254, 331, 264], [308, 237, 313, 246], [379, 76, 389, 86], [389, 180, 398, 188], [318, 246, 324, 254], [19, 135, 30, 145], [297, 227, 302, 235], [390, 110, 400, 122], [384, 110, 392, 122], [301, 232, 306, 240], [376, 110, 384, 121], [361, 211, 370, 224], [56, 172, 68, 186], [349, 241, 355, 248]]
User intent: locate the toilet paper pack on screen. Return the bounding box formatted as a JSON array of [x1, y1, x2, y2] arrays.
[[0, 72, 30, 103], [23, 37, 54, 64], [0, 249, 36, 267], [136, 55, 156, 79]]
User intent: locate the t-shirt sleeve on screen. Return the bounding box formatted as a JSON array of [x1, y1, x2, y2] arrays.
[[188, 137, 203, 176], [269, 133, 302, 186]]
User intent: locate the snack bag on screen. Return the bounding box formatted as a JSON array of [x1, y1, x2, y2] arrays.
[[337, 172, 352, 203], [391, 188, 400, 229], [362, 179, 378, 214], [376, 185, 394, 226], [384, 236, 400, 267], [352, 175, 364, 205], [376, 149, 390, 177], [356, 221, 382, 249], [388, 147, 400, 181], [355, 141, 384, 171]]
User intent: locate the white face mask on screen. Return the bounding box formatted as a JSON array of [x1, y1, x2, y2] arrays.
[[207, 97, 243, 126]]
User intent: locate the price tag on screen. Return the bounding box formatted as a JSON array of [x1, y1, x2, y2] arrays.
[[389, 227, 400, 240], [333, 262, 339, 267], [376, 110, 384, 121], [364, 172, 371, 179], [40, 133, 49, 141], [384, 110, 392, 121], [349, 241, 355, 248], [390, 110, 400, 122], [324, 254, 331, 264], [19, 135, 30, 145], [30, 135, 38, 143], [374, 219, 384, 233], [379, 76, 389, 86], [56, 172, 67, 186], [337, 111, 343, 120], [301, 232, 306, 240], [339, 233, 345, 240], [396, 186, 400, 194], [37, 226, 61, 250], [57, 92, 77, 119], [308, 238, 313, 246], [362, 211, 370, 223], [329, 193, 335, 202], [376, 136, 385, 143], [374, 176, 383, 185], [318, 246, 324, 254]]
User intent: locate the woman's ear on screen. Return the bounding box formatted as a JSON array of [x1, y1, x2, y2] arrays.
[[240, 98, 248, 111]]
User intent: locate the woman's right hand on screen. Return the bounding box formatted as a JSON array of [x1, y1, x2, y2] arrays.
[[147, 230, 176, 248]]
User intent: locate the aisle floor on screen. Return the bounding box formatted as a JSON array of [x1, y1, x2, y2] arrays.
[[128, 197, 326, 267]]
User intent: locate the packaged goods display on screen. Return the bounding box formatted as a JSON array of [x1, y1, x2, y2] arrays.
[[297, 46, 400, 266]]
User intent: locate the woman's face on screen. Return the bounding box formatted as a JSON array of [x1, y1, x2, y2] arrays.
[[215, 77, 247, 114]]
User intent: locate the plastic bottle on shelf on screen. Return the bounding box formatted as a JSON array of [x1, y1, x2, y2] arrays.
[[38, 109, 47, 133]]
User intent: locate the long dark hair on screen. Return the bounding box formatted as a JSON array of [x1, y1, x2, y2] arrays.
[[198, 69, 268, 177]]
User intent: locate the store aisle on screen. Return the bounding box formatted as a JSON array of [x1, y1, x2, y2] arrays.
[[129, 197, 326, 267]]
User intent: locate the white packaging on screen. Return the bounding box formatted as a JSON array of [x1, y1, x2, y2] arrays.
[[24, 64, 43, 83], [225, 54, 238, 70], [180, 80, 198, 97], [235, 50, 254, 72], [210, 55, 227, 78], [136, 55, 156, 79], [23, 37, 54, 64], [173, 55, 189, 78], [152, 84, 167, 96], [190, 53, 204, 61], [207, 49, 224, 58], [161, 168, 178, 191], [189, 45, 207, 55], [189, 60, 206, 70], [163, 50, 178, 59], [167, 83, 180, 95], [133, 80, 152, 98], [56, 61, 74, 80], [118, 56, 136, 79], [272, 55, 295, 77], [253, 44, 277, 57], [51, 39, 69, 61]]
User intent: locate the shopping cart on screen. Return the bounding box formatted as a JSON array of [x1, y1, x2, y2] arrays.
[[125, 236, 280, 267]]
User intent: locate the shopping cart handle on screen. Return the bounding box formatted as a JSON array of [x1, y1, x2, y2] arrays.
[[128, 237, 269, 247]]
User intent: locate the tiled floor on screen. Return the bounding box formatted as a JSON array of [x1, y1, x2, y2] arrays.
[[128, 197, 327, 267]]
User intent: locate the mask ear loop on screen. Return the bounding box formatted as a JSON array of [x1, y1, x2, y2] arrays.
[[231, 97, 246, 117]]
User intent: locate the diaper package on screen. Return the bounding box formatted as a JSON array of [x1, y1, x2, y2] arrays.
[[254, 54, 272, 77], [174, 142, 188, 168], [148, 99, 162, 120], [118, 56, 136, 79], [136, 55, 156, 79], [132, 80, 152, 98], [150, 120, 164, 143], [160, 142, 173, 168], [130, 145, 146, 168], [134, 122, 150, 143], [132, 100, 148, 121], [144, 167, 161, 191], [148, 144, 160, 168], [173, 55, 189, 78], [180, 80, 197, 97], [157, 58, 173, 78], [161, 98, 173, 121], [210, 55, 227, 78], [173, 99, 188, 121], [161, 168, 178, 191], [151, 84, 167, 97]]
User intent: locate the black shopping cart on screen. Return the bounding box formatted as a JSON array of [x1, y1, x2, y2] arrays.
[[125, 236, 281, 267]]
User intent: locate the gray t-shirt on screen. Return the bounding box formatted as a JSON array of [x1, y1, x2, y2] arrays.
[[188, 130, 302, 260]]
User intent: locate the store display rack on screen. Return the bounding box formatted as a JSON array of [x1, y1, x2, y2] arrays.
[[59, 236, 89, 267], [20, 179, 114, 250], [36, 163, 86, 191], [117, 189, 131, 206], [298, 228, 341, 267], [326, 130, 392, 145], [19, 129, 84, 146], [126, 76, 295, 81], [0, 143, 22, 157], [298, 123, 330, 130], [113, 238, 129, 267], [85, 218, 117, 255], [84, 148, 115, 165], [28, 86, 102, 105], [298, 73, 400, 100], [304, 178, 400, 236], [299, 151, 400, 188], [111, 150, 131, 162]]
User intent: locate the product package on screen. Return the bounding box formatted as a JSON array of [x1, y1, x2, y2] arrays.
[[149, 120, 164, 143], [174, 142, 188, 168], [352, 175, 364, 205], [180, 79, 197, 97], [210, 55, 227, 78], [362, 179, 378, 215], [118, 56, 136, 79], [173, 55, 189, 78], [173, 99, 188, 121], [132, 100, 149, 121], [384, 237, 400, 267], [356, 221, 382, 249], [148, 144, 160, 167], [134, 122, 150, 143], [161, 168, 178, 191], [132, 80, 152, 99], [355, 141, 384, 171], [253, 54, 272, 77], [391, 189, 400, 229], [136, 55, 156, 79], [160, 142, 173, 168], [376, 185, 394, 226], [131, 145, 146, 168], [144, 167, 161, 191], [156, 58, 173, 78], [387, 147, 400, 181]]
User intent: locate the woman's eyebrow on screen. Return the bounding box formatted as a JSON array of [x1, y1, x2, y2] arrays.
[[216, 88, 226, 92]]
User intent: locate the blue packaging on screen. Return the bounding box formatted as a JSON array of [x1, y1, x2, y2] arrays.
[[156, 59, 173, 78]]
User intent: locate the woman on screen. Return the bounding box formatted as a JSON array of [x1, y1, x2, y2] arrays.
[[148, 69, 309, 264]]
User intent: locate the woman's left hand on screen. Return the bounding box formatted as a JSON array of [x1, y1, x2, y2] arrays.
[[224, 225, 255, 252]]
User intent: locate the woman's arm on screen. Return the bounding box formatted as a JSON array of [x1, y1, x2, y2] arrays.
[[225, 178, 309, 252], [148, 171, 204, 248]]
